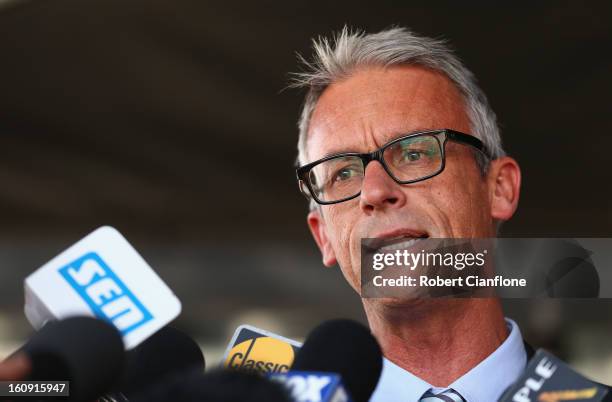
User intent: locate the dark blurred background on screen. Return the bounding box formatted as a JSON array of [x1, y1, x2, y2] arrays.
[[0, 0, 610, 382]]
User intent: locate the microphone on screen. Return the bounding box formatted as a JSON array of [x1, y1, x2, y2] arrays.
[[498, 349, 608, 401], [105, 326, 205, 401], [222, 324, 302, 375], [15, 315, 125, 402], [128, 368, 293, 402], [544, 241, 600, 297], [271, 319, 383, 402], [24, 226, 181, 349]]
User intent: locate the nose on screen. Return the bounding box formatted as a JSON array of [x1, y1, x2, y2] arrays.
[[359, 161, 407, 214]]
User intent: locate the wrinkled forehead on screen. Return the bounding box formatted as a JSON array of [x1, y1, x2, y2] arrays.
[[305, 65, 471, 162]]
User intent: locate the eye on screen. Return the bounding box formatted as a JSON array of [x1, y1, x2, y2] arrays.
[[402, 150, 423, 161], [334, 166, 359, 182]]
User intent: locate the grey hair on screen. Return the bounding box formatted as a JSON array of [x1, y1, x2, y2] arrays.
[[292, 26, 505, 171]]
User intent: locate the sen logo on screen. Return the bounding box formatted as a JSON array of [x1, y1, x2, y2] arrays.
[[58, 252, 153, 334]]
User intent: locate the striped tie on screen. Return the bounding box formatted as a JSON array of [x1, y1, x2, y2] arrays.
[[419, 388, 466, 402]]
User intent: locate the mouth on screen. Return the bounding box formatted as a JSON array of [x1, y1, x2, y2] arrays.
[[363, 230, 429, 253], [378, 237, 428, 252]]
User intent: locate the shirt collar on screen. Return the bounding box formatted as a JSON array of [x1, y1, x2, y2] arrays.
[[448, 318, 527, 402], [372, 357, 432, 402], [370, 318, 527, 402]]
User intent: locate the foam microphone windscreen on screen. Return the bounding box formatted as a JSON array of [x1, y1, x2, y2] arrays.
[[129, 368, 292, 402], [291, 319, 383, 402], [21, 315, 124, 402], [116, 326, 205, 399]]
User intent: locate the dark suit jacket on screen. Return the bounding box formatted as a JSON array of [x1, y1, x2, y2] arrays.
[[524, 342, 612, 401]]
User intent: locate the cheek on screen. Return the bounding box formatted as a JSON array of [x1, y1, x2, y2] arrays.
[[425, 160, 491, 235], [324, 204, 359, 262]]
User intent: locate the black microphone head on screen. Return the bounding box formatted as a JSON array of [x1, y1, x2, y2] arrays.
[[130, 368, 292, 402], [117, 326, 205, 399], [22, 315, 124, 402], [291, 319, 383, 402], [545, 254, 600, 297]]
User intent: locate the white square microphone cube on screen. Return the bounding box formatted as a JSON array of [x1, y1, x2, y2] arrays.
[[24, 226, 182, 349]]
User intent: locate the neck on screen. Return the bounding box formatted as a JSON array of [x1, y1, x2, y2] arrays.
[[363, 298, 507, 387]]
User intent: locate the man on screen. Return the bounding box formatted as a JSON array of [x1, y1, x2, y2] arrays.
[[292, 27, 610, 401]]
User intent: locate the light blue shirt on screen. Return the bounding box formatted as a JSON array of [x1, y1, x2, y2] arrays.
[[370, 318, 527, 402]]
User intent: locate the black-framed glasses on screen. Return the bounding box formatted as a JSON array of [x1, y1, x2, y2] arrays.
[[296, 129, 489, 205]]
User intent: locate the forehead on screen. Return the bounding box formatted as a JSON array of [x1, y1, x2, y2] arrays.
[[306, 65, 471, 161]]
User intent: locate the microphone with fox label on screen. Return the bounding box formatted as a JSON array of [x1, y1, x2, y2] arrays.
[[11, 315, 125, 402], [498, 349, 609, 402], [270, 319, 383, 402]]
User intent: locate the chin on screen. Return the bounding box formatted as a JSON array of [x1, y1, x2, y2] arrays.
[[367, 296, 428, 309], [365, 297, 458, 317]]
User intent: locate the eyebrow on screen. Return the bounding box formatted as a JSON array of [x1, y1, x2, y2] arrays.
[[318, 128, 434, 159]]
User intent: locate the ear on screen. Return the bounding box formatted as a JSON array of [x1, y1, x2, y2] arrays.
[[488, 157, 522, 221], [307, 210, 337, 267]]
